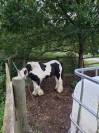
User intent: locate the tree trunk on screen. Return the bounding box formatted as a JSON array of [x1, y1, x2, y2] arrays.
[[78, 34, 85, 68]]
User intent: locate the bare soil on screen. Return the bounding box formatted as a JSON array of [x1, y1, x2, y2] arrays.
[[26, 76, 74, 133]]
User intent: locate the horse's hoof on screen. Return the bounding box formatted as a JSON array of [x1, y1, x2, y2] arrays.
[[38, 89, 44, 96], [32, 91, 37, 96], [57, 87, 63, 93]]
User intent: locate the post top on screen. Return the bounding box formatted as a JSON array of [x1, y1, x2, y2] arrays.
[[12, 76, 25, 80]]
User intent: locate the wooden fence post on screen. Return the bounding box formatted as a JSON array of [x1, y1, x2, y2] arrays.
[[12, 77, 28, 133], [3, 63, 15, 133]]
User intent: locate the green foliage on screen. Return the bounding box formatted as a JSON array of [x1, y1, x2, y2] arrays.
[[0, 60, 5, 132], [2, 0, 38, 32], [0, 0, 99, 65], [0, 0, 98, 67], [0, 102, 4, 133], [38, 0, 99, 66], [70, 80, 78, 90]]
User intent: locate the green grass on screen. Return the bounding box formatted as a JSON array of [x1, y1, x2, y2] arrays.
[[84, 60, 97, 64], [42, 51, 67, 58], [0, 102, 4, 133], [84, 58, 99, 67], [0, 89, 5, 133], [88, 64, 99, 67], [0, 61, 5, 133]]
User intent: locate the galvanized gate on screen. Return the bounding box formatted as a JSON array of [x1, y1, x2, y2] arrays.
[[70, 67, 99, 133]]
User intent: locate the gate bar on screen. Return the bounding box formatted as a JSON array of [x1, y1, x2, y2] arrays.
[[72, 94, 98, 118], [75, 67, 99, 85], [70, 114, 86, 133], [72, 66, 99, 133]]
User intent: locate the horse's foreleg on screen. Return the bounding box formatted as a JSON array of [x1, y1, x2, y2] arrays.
[[32, 81, 44, 96]]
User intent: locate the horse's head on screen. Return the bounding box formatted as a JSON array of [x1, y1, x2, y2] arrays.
[[18, 68, 28, 79]]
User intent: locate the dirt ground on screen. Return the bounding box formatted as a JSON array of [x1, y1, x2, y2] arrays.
[[26, 76, 74, 133]]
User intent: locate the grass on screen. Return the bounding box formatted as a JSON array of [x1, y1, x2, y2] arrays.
[[0, 62, 5, 133], [42, 51, 67, 58], [84, 60, 97, 64], [0, 102, 4, 133], [88, 64, 99, 67], [84, 58, 99, 67]]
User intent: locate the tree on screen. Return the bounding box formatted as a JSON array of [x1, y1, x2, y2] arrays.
[[0, 0, 99, 67], [39, 0, 99, 67], [0, 0, 48, 58]]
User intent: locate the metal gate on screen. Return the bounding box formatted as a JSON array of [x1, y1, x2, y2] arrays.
[[70, 67, 99, 133]]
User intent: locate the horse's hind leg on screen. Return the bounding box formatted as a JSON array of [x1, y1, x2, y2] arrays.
[[55, 63, 63, 93], [55, 76, 63, 93], [57, 77, 63, 93]]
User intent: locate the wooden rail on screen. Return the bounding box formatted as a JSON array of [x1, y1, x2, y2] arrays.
[[3, 63, 15, 133]]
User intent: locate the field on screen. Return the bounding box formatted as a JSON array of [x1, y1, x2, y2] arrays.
[[84, 57, 99, 67], [26, 76, 74, 133]]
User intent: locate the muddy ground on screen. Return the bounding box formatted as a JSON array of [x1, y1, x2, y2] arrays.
[[26, 76, 74, 133]]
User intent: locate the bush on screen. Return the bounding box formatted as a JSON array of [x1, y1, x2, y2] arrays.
[[0, 60, 5, 132]]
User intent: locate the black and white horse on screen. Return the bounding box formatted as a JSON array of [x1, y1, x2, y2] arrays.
[[19, 60, 63, 96]]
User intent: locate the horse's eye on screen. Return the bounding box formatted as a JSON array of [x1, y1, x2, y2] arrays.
[[24, 70, 27, 75]]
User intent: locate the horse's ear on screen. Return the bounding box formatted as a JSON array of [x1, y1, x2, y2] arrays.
[[24, 69, 27, 75], [39, 62, 46, 71], [25, 64, 32, 72]]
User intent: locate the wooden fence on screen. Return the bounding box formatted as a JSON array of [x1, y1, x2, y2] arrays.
[[3, 63, 15, 133], [3, 63, 30, 133]]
